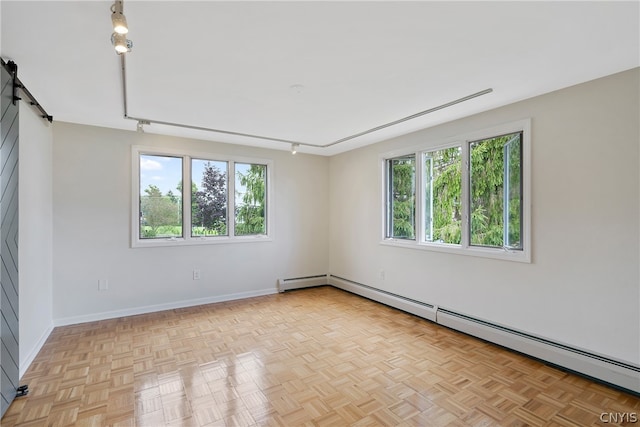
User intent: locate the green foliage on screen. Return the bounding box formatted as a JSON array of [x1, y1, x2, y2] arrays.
[[140, 185, 182, 238], [178, 180, 199, 219], [235, 164, 267, 235], [469, 133, 522, 248], [142, 162, 268, 239], [505, 137, 522, 248], [389, 157, 415, 239], [141, 225, 182, 238], [430, 147, 462, 244], [192, 162, 227, 235], [390, 132, 522, 248]]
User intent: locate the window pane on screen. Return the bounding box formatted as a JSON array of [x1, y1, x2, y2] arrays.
[[424, 147, 462, 244], [387, 155, 416, 239], [504, 134, 523, 249], [139, 154, 183, 239], [469, 132, 523, 249], [235, 163, 267, 236], [191, 159, 228, 237]]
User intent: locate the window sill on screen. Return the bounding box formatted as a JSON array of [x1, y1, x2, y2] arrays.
[[380, 238, 531, 263], [132, 235, 272, 248]]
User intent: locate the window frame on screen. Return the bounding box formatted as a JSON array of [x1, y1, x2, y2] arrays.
[[421, 145, 463, 245], [468, 131, 524, 251], [132, 145, 273, 248], [380, 119, 531, 263], [138, 153, 185, 240], [385, 154, 417, 240], [190, 158, 230, 238], [233, 162, 269, 237]]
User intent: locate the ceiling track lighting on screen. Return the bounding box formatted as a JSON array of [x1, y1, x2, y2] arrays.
[[110, 1, 132, 54], [116, 50, 493, 150], [111, 33, 133, 54], [111, 1, 128, 34], [136, 120, 150, 133]]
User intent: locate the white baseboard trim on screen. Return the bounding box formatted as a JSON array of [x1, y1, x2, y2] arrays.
[[20, 323, 54, 379], [278, 275, 329, 292], [53, 288, 278, 327]]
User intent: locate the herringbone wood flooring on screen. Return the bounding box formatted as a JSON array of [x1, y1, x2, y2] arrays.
[[1, 286, 638, 426]]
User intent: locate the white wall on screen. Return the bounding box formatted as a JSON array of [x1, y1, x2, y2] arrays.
[[18, 102, 54, 376], [34, 67, 640, 378], [52, 123, 329, 324], [329, 68, 640, 365]]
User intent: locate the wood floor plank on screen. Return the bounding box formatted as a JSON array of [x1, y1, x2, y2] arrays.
[[2, 286, 638, 426]]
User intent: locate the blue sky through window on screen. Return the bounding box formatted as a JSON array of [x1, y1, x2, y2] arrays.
[[140, 155, 182, 196], [140, 155, 254, 203]]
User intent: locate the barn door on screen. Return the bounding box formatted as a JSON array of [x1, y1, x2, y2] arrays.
[[0, 61, 20, 417]]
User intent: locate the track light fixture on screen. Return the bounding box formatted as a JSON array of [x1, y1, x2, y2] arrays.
[[112, 15, 128, 35], [111, 33, 132, 54], [111, 1, 128, 34], [136, 120, 150, 133], [291, 143, 299, 155], [110, 1, 132, 54]]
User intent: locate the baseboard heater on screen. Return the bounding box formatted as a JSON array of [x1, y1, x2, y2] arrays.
[[277, 274, 329, 292], [436, 309, 640, 395], [328, 275, 437, 322], [279, 274, 639, 395]]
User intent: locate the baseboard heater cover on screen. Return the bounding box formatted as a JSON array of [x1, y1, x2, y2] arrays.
[[277, 275, 329, 292], [328, 275, 437, 322], [437, 309, 640, 394]]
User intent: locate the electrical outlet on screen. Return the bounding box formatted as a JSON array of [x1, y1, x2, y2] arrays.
[[193, 269, 201, 280], [380, 270, 385, 280], [98, 279, 109, 291]]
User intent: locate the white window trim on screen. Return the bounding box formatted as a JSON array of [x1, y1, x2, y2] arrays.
[[132, 145, 273, 248], [380, 119, 531, 263]]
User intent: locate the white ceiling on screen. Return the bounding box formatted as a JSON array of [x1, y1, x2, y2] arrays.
[[2, 1, 639, 156]]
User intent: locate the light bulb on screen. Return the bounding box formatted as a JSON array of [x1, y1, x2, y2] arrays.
[[112, 12, 128, 34], [112, 33, 128, 53]]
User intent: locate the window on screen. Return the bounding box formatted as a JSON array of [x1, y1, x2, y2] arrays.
[[235, 163, 267, 236], [385, 155, 416, 239], [191, 159, 228, 237], [139, 154, 183, 239], [381, 120, 530, 262], [424, 146, 462, 244], [469, 132, 522, 249], [133, 146, 272, 247]]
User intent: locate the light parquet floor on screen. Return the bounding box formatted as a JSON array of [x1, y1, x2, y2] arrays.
[[1, 286, 638, 427]]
